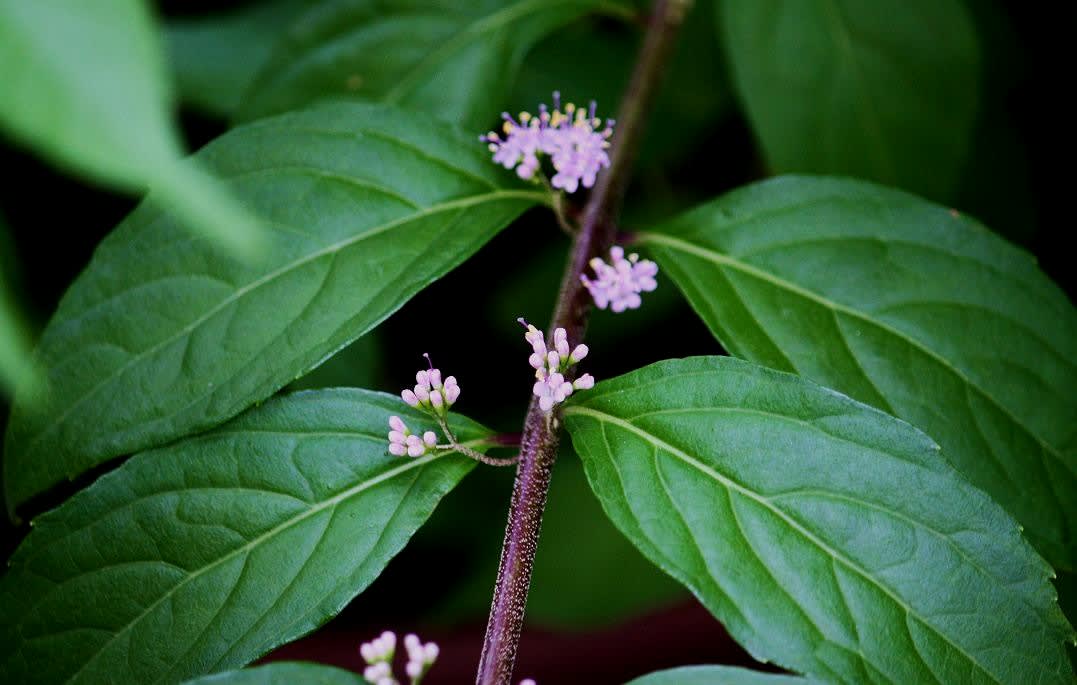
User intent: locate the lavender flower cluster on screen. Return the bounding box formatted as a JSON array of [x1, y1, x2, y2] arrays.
[[581, 246, 659, 312], [521, 319, 594, 412], [481, 92, 614, 193]]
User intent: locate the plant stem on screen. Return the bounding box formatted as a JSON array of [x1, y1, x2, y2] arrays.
[[474, 2, 690, 683]]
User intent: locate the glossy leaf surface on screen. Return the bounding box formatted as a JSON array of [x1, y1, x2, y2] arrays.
[[0, 389, 483, 684], [565, 357, 1073, 684], [3, 102, 543, 508], [643, 176, 1077, 570]]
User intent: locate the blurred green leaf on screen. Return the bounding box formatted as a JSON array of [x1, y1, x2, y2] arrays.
[[0, 0, 263, 254], [718, 0, 979, 201], [167, 0, 311, 117], [0, 216, 37, 398], [644, 176, 1077, 570], [236, 0, 623, 127], [627, 666, 819, 685], [0, 389, 484, 684], [183, 662, 366, 685], [510, 0, 731, 173], [565, 356, 1074, 684], [3, 102, 546, 510]]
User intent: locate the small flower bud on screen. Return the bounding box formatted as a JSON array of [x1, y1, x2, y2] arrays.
[[416, 369, 429, 386], [402, 389, 419, 407], [573, 373, 595, 390], [404, 633, 420, 652], [414, 384, 430, 402], [389, 415, 407, 433], [570, 344, 588, 363], [406, 662, 422, 678], [388, 443, 407, 457], [423, 431, 437, 447], [428, 368, 442, 388], [430, 389, 444, 408], [444, 383, 460, 404]]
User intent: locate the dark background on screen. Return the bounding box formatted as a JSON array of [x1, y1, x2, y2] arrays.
[[1, 1, 1073, 682]]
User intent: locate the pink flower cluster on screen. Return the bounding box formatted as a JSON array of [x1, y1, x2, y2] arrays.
[[401, 355, 459, 418], [581, 246, 658, 312], [359, 631, 439, 685], [481, 92, 614, 193], [521, 319, 594, 412], [387, 416, 437, 458]]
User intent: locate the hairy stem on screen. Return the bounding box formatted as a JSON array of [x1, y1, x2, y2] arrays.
[[475, 2, 690, 683]]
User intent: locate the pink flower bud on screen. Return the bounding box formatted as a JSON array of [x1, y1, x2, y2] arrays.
[[529, 352, 545, 370], [389, 416, 407, 433], [388, 430, 406, 444], [430, 389, 444, 407], [406, 662, 422, 678], [402, 389, 419, 407], [423, 431, 437, 446], [415, 384, 430, 402], [573, 373, 595, 390], [424, 643, 439, 661], [570, 344, 588, 363], [429, 368, 442, 388], [404, 634, 420, 652], [444, 383, 460, 404], [547, 350, 560, 370], [388, 443, 407, 457], [556, 336, 570, 358], [539, 395, 555, 412], [407, 442, 426, 458], [416, 370, 429, 386]]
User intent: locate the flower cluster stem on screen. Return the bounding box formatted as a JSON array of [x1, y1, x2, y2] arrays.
[[474, 2, 690, 683]]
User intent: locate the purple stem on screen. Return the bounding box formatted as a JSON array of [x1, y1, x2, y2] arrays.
[[474, 2, 690, 683]]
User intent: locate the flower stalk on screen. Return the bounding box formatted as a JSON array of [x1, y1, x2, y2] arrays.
[[474, 2, 691, 683]]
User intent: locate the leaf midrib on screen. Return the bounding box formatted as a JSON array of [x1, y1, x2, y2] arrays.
[[57, 452, 447, 684], [20, 188, 543, 466], [564, 404, 1002, 684], [640, 231, 1070, 471]]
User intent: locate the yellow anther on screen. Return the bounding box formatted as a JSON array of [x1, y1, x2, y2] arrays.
[[565, 102, 576, 113], [502, 121, 514, 133], [520, 111, 532, 122], [488, 143, 498, 151]]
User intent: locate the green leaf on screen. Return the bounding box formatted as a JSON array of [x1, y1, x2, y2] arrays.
[[717, 0, 979, 201], [564, 356, 1074, 684], [167, 0, 311, 117], [182, 662, 366, 685], [626, 665, 819, 685], [236, 0, 620, 127], [641, 176, 1077, 570], [0, 0, 262, 254], [2, 102, 545, 510], [0, 389, 484, 685]]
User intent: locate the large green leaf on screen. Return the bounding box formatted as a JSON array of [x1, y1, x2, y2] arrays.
[[718, 0, 979, 201], [626, 665, 819, 685], [641, 176, 1077, 570], [183, 662, 365, 685], [167, 0, 311, 118], [0, 389, 484, 685], [2, 102, 545, 509], [0, 0, 261, 254], [564, 357, 1074, 684], [235, 0, 621, 127]]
